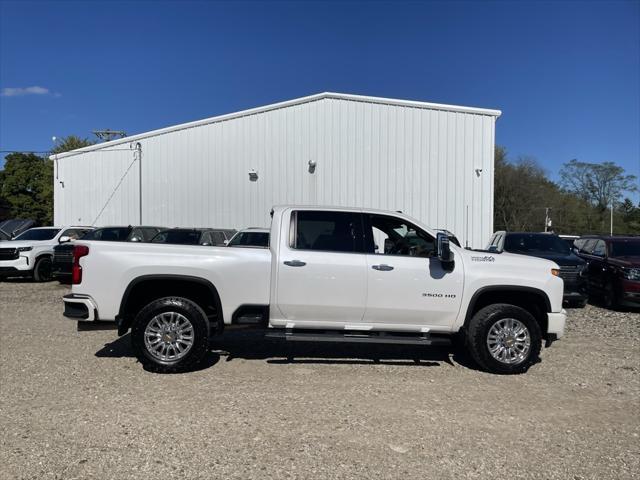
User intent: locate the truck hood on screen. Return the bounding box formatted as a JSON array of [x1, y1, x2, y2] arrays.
[[3, 240, 55, 249], [460, 249, 560, 270], [507, 251, 585, 268]]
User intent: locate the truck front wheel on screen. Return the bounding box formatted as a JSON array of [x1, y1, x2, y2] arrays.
[[131, 297, 210, 373], [466, 304, 542, 374], [33, 257, 53, 282]]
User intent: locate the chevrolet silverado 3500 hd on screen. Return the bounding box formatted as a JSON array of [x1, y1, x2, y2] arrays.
[[63, 206, 566, 374]]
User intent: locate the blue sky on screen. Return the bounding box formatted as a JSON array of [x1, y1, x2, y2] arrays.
[[1, 0, 638, 198]]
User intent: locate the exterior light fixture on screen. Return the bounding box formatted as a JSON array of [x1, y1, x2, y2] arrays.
[[308, 159, 317, 174], [248, 169, 258, 181]]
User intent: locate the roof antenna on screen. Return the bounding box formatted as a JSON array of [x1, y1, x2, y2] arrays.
[[465, 205, 469, 249]]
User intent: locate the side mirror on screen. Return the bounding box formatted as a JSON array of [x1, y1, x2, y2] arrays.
[[130, 236, 142, 242], [58, 236, 71, 243], [201, 242, 211, 246], [436, 232, 454, 263], [223, 240, 229, 246]]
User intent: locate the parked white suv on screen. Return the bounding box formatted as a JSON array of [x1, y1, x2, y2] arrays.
[[0, 226, 92, 282], [63, 206, 566, 375]]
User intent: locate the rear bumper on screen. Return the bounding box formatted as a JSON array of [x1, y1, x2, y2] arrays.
[[547, 310, 566, 339], [63, 294, 98, 321]]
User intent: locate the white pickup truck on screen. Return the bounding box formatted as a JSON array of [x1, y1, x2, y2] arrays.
[[63, 206, 566, 375]]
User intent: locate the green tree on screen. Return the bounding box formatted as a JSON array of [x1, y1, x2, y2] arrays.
[[493, 148, 639, 235], [559, 160, 638, 211], [50, 135, 95, 155], [0, 136, 96, 223], [0, 153, 53, 224]]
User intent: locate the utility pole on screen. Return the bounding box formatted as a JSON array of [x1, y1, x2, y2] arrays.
[[92, 129, 127, 142], [610, 201, 614, 235], [135, 142, 142, 225], [544, 207, 552, 232]]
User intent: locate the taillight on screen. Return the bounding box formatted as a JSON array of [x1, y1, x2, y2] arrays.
[[72, 245, 89, 284]]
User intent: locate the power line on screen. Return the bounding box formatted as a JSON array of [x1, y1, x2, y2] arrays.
[[1, 150, 51, 154]]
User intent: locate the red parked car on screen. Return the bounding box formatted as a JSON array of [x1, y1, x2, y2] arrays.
[[574, 236, 640, 309]]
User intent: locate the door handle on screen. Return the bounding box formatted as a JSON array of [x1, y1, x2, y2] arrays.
[[372, 264, 394, 271], [284, 260, 306, 267]]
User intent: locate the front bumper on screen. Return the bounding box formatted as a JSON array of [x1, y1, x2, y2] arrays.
[[563, 291, 586, 303], [0, 257, 32, 276], [63, 294, 99, 321], [621, 280, 640, 307], [547, 310, 566, 339]]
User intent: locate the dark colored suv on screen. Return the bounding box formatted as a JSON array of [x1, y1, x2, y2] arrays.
[[574, 236, 640, 309], [52, 226, 164, 281], [487, 231, 588, 306]]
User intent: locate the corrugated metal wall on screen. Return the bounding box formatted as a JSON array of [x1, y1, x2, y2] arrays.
[[54, 95, 497, 248]]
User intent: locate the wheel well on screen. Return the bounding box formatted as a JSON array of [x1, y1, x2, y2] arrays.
[[464, 287, 550, 337], [118, 276, 222, 333]]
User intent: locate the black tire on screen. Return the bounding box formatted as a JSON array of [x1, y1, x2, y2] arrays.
[[603, 283, 619, 310], [466, 304, 542, 375], [131, 297, 210, 373], [33, 256, 53, 282], [568, 299, 587, 309]]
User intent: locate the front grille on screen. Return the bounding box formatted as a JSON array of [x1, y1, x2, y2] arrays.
[[559, 266, 580, 283], [0, 248, 18, 261]]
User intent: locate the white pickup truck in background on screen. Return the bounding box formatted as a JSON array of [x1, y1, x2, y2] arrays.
[[63, 206, 566, 375]]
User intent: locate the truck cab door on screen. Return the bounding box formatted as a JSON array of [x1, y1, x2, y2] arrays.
[[361, 213, 464, 329], [273, 210, 368, 326]]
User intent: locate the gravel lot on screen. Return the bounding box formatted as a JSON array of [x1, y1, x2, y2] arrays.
[[1, 281, 639, 480]]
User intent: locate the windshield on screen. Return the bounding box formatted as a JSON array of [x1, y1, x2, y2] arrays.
[[151, 230, 203, 245], [0, 219, 34, 239], [610, 240, 640, 258], [504, 234, 570, 255], [228, 231, 269, 247], [14, 228, 61, 241], [82, 227, 131, 241]]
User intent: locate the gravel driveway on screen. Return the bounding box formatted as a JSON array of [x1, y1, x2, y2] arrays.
[[1, 281, 639, 480]]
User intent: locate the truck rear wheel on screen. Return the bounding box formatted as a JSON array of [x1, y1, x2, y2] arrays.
[[131, 297, 210, 373], [466, 304, 542, 374]]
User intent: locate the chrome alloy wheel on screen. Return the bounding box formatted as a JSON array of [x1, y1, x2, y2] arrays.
[[486, 318, 531, 365], [144, 312, 194, 362]]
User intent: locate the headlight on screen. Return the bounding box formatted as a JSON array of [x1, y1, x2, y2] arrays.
[[622, 268, 640, 281], [17, 247, 32, 252]]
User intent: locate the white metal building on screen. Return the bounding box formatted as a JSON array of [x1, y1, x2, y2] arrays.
[[51, 92, 501, 248]]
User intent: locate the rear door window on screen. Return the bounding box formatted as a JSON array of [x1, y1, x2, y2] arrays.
[[292, 210, 363, 253]]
